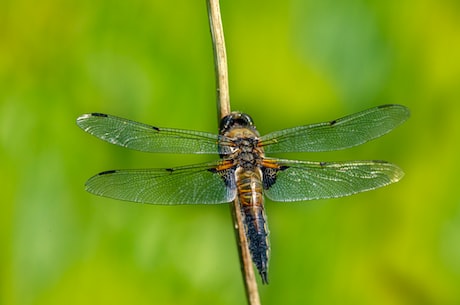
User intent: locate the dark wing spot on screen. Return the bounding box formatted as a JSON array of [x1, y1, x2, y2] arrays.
[[329, 119, 337, 126], [319, 162, 327, 167], [209, 167, 235, 189], [165, 168, 174, 173], [91, 113, 108, 117], [99, 169, 117, 175], [377, 104, 392, 109], [151, 126, 160, 132], [262, 166, 289, 190]]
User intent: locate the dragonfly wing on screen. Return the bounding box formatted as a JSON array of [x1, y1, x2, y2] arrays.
[[261, 104, 410, 153], [77, 113, 219, 154], [263, 158, 404, 202], [85, 162, 236, 204]]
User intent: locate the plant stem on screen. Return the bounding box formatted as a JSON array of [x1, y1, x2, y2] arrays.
[[206, 1, 261, 304], [207, 0, 230, 119]]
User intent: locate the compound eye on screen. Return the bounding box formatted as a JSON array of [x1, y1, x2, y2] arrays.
[[219, 114, 234, 133], [239, 113, 254, 126]]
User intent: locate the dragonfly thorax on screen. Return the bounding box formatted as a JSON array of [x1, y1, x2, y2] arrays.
[[219, 112, 264, 170], [221, 135, 263, 170]]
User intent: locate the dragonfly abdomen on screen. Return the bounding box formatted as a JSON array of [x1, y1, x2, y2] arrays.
[[235, 167, 270, 284]]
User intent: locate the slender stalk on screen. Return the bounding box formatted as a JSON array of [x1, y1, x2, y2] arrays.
[[207, 0, 230, 119], [206, 1, 261, 304]]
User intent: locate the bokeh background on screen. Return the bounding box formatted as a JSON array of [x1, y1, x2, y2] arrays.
[[2, 0, 460, 304]]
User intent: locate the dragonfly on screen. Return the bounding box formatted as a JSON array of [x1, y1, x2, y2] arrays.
[[77, 104, 409, 284]]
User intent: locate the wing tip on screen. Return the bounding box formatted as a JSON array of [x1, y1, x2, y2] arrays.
[[84, 170, 116, 192], [76, 113, 90, 125], [369, 160, 405, 183], [390, 164, 405, 183], [378, 104, 411, 120]]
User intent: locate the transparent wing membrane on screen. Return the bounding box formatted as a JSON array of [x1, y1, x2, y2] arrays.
[[77, 113, 219, 154], [261, 104, 410, 153], [264, 158, 404, 202], [85, 162, 235, 205]]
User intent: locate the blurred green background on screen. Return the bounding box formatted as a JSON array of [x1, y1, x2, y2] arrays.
[[2, 0, 460, 304]]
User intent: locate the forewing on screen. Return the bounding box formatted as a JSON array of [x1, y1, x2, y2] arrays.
[[264, 158, 404, 202], [261, 104, 410, 153], [85, 162, 236, 204], [77, 113, 219, 154]]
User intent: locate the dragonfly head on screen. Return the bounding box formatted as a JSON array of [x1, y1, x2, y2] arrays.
[[219, 112, 255, 134]]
